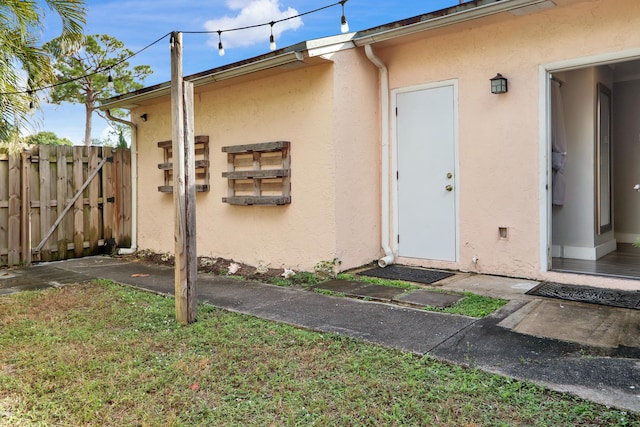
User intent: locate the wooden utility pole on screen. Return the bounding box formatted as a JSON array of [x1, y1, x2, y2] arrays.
[[170, 31, 198, 324]]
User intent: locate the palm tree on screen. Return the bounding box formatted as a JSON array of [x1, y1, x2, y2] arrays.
[[0, 0, 86, 154]]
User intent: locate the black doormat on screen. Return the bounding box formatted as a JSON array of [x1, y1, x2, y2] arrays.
[[526, 281, 640, 310], [358, 265, 453, 285]]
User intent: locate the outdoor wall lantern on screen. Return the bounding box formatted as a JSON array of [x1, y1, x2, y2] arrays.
[[490, 73, 508, 94], [140, 113, 148, 122]]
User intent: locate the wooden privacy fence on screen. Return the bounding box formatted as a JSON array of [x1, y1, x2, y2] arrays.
[[0, 145, 131, 266]]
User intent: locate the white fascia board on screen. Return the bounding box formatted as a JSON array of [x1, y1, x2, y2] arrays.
[[353, 0, 555, 46], [305, 33, 356, 58], [100, 83, 171, 110], [100, 51, 309, 110], [190, 51, 306, 84]]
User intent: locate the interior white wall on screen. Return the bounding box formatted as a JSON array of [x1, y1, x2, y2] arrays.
[[613, 79, 640, 244], [551, 65, 616, 260], [552, 68, 595, 256], [594, 65, 616, 250]]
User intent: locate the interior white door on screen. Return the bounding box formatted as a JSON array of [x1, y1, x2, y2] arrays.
[[396, 85, 456, 261]]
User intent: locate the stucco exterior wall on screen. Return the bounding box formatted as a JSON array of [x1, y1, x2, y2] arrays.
[[369, 0, 640, 282], [134, 63, 341, 271], [331, 48, 381, 269]]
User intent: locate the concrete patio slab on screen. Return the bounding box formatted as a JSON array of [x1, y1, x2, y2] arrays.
[[352, 284, 406, 301], [310, 279, 366, 295], [312, 281, 408, 302], [499, 298, 640, 349], [395, 289, 463, 308], [440, 274, 539, 300]]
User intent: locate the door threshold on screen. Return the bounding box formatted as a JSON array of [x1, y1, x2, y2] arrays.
[[550, 266, 640, 281]]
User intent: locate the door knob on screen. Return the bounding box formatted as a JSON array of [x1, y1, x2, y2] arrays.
[[634, 184, 640, 191], [445, 185, 453, 192]]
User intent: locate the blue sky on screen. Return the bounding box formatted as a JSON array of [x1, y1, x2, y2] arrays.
[[37, 0, 458, 144]]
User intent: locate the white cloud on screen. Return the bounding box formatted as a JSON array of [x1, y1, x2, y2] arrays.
[[204, 0, 303, 49]]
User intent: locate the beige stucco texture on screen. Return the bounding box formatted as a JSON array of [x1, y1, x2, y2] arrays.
[[134, 54, 380, 271]]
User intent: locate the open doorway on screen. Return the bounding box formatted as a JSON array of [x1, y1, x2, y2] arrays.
[[549, 59, 640, 280]]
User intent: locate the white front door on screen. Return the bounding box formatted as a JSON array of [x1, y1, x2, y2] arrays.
[[396, 84, 457, 261]]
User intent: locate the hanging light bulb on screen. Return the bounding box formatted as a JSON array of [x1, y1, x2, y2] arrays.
[[340, 0, 349, 33], [27, 90, 34, 110], [107, 71, 114, 89], [217, 30, 225, 56], [341, 15, 349, 33], [269, 22, 276, 51]]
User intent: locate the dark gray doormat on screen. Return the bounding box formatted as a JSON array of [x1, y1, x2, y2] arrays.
[[526, 282, 640, 310], [394, 290, 463, 308], [358, 265, 453, 285]]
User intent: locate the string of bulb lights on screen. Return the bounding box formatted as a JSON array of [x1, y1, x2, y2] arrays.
[[3, 0, 349, 102], [207, 0, 349, 56]]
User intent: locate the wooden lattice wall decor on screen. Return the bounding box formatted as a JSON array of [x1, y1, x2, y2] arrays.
[[157, 135, 210, 193], [222, 141, 291, 206]]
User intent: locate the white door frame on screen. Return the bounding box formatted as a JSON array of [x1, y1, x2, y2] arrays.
[[391, 79, 460, 262], [538, 48, 640, 272]]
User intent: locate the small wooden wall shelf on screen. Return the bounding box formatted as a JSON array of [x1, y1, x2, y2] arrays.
[[157, 135, 210, 193], [222, 141, 291, 206]]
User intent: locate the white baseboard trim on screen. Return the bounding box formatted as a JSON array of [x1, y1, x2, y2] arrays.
[[552, 239, 617, 260], [595, 239, 617, 259]]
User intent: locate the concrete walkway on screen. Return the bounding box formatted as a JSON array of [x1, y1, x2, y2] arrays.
[[2, 256, 639, 413]]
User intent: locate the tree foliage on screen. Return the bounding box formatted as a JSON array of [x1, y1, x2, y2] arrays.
[[23, 131, 73, 146], [46, 34, 152, 146], [0, 0, 86, 155], [91, 122, 129, 148]]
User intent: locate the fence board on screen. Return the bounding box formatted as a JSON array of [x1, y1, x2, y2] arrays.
[[56, 147, 69, 259], [8, 156, 21, 264], [73, 146, 84, 257], [113, 149, 122, 244], [38, 146, 52, 261], [102, 148, 114, 242], [29, 148, 41, 256], [89, 149, 100, 253], [21, 151, 31, 265], [121, 148, 132, 247], [65, 147, 75, 254], [0, 154, 8, 264]]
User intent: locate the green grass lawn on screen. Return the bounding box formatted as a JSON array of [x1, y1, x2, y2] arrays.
[[0, 280, 636, 426]]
